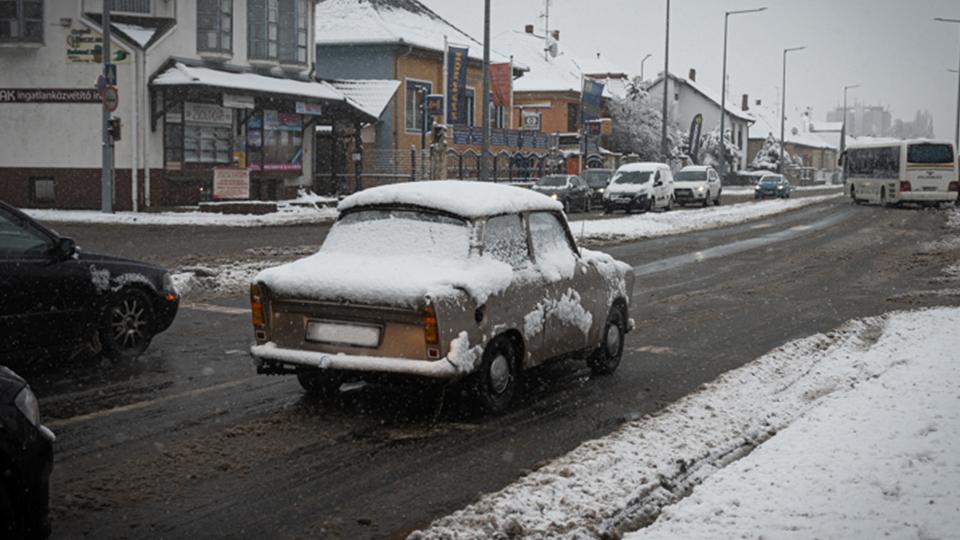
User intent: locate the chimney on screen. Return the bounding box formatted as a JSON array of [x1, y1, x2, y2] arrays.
[[755, 99, 762, 107], [551, 30, 560, 41], [741, 94, 749, 112], [525, 24, 535, 34], [688, 68, 696, 82]]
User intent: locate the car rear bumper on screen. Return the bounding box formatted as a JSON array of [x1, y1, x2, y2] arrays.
[[251, 343, 461, 379]]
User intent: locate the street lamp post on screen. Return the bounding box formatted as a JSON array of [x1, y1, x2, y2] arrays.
[[935, 17, 960, 152], [779, 46, 806, 174], [481, 0, 492, 181], [840, 84, 860, 156], [660, 0, 670, 159], [640, 53, 652, 81], [719, 7, 766, 178]]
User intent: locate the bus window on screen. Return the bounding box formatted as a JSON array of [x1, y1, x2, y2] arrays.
[[907, 143, 954, 164], [847, 147, 899, 179]]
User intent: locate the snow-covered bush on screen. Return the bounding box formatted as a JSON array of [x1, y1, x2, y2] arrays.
[[750, 134, 800, 172]]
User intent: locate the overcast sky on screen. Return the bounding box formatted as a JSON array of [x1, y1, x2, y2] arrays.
[[420, 0, 960, 139]]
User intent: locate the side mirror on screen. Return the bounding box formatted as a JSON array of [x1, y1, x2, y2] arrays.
[[56, 237, 77, 260]]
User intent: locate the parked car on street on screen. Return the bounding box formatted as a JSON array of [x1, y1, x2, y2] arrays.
[[754, 174, 793, 199], [580, 168, 615, 206], [0, 366, 54, 539], [674, 165, 722, 207], [0, 201, 180, 361], [250, 181, 635, 414], [531, 174, 594, 213], [603, 163, 675, 213]]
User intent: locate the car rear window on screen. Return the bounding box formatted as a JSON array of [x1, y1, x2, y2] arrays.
[[907, 144, 954, 164], [325, 209, 471, 259]]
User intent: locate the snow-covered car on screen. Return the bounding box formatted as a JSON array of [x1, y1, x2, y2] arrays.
[[674, 165, 722, 207], [603, 162, 675, 213], [249, 181, 635, 414]]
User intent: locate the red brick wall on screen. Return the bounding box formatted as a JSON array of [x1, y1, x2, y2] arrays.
[[0, 168, 135, 211]]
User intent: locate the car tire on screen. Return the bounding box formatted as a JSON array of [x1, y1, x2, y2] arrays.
[[880, 187, 888, 208], [584, 197, 592, 213], [100, 288, 156, 361], [588, 305, 626, 375], [470, 335, 518, 415], [715, 191, 722, 206], [297, 369, 344, 398]]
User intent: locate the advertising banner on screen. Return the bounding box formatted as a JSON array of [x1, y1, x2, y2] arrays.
[[688, 113, 703, 163], [489, 63, 512, 108], [0, 88, 100, 103], [247, 111, 303, 172], [581, 79, 605, 123], [446, 46, 470, 125]]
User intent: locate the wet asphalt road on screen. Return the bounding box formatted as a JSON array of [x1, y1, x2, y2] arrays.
[[18, 192, 960, 539]]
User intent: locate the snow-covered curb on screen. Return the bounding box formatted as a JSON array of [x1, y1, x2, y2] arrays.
[[572, 193, 841, 243], [411, 307, 960, 539]]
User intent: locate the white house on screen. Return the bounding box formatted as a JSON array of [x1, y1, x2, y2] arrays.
[[0, 0, 379, 210], [645, 69, 754, 171]]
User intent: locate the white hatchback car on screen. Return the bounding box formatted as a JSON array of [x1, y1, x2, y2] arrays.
[[674, 165, 722, 207], [603, 162, 675, 213]]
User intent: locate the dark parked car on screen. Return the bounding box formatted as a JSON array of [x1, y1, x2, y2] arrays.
[[0, 201, 179, 361], [580, 168, 614, 206], [754, 174, 793, 199], [0, 366, 54, 539], [531, 175, 594, 213]]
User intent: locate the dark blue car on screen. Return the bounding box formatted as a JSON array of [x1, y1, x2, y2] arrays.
[[754, 175, 793, 199]]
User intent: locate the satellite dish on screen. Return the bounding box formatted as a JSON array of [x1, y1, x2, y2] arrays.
[[545, 38, 559, 58]]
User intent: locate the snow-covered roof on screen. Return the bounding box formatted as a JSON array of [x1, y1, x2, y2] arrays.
[[314, 0, 510, 64], [112, 22, 156, 47], [338, 180, 563, 218], [152, 63, 376, 118], [326, 79, 401, 119], [647, 72, 754, 123]]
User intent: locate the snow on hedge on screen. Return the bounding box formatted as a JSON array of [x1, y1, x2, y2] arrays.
[[411, 307, 960, 539]]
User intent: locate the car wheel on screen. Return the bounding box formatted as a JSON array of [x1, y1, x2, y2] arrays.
[[880, 187, 888, 207], [297, 369, 344, 398], [702, 196, 709, 207], [584, 198, 592, 213], [561, 199, 569, 213], [715, 191, 722, 206], [470, 335, 518, 415], [100, 288, 156, 361], [588, 305, 626, 375], [603, 204, 612, 214], [665, 195, 673, 212]]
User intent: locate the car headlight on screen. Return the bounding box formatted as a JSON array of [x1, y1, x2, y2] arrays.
[[549, 194, 558, 200], [15, 387, 40, 426], [696, 186, 706, 192], [598, 188, 605, 194], [778, 186, 785, 190], [755, 185, 761, 190]]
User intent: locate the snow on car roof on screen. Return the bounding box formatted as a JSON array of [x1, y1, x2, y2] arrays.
[[616, 162, 667, 172], [680, 165, 713, 171], [338, 181, 563, 219]]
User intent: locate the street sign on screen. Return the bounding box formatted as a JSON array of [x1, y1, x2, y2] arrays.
[[105, 64, 117, 85], [101, 85, 119, 112]]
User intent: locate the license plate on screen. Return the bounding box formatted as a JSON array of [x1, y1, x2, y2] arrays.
[[922, 186, 937, 192], [305, 321, 381, 347]]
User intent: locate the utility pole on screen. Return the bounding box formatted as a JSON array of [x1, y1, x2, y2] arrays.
[[660, 0, 670, 159], [719, 7, 766, 178], [101, 0, 113, 213], [841, 84, 860, 156], [480, 0, 492, 181], [935, 17, 960, 152], [779, 46, 805, 174]]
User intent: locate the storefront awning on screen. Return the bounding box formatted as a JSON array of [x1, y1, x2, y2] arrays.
[[325, 79, 401, 120], [151, 63, 376, 122]]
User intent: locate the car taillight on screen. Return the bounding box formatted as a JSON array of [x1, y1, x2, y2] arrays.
[[899, 181, 912, 192], [250, 284, 265, 329], [423, 303, 439, 345], [950, 181, 959, 192]]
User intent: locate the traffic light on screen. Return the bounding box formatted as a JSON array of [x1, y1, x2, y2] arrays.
[[108, 117, 122, 141]]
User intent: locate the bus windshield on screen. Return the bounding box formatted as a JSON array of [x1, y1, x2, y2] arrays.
[[907, 144, 954, 164]]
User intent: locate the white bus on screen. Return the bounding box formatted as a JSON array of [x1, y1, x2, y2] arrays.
[[842, 139, 958, 207]]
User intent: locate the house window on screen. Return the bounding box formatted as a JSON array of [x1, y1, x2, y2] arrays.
[[0, 0, 43, 43], [248, 0, 278, 61], [464, 88, 475, 127], [493, 105, 506, 129], [113, 0, 151, 14], [567, 103, 579, 133], [30, 177, 54, 204], [197, 0, 232, 54], [405, 80, 432, 132], [278, 0, 308, 65]]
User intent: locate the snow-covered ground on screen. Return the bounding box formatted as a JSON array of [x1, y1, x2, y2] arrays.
[[572, 193, 841, 243], [411, 307, 960, 539], [723, 184, 843, 195]]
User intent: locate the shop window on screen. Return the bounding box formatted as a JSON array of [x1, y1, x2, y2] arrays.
[[197, 0, 232, 54], [0, 0, 43, 43], [30, 177, 54, 204], [246, 110, 303, 172], [248, 0, 278, 61], [405, 80, 432, 132], [464, 88, 475, 127], [278, 0, 308, 65], [164, 102, 234, 169]]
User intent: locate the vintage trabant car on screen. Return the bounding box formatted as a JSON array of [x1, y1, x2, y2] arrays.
[[249, 181, 635, 413]]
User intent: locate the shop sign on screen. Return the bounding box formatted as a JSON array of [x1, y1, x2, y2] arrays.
[[184, 102, 233, 126], [295, 101, 323, 116], [223, 94, 255, 110], [522, 111, 541, 131], [0, 88, 100, 103], [213, 168, 251, 200]]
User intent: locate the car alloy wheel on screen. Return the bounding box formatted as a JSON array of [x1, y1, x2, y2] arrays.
[[588, 305, 626, 375], [100, 288, 156, 361], [471, 335, 518, 415]]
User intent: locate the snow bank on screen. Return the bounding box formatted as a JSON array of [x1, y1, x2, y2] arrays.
[[411, 308, 960, 539], [574, 194, 841, 242], [723, 184, 843, 195], [24, 204, 337, 227]]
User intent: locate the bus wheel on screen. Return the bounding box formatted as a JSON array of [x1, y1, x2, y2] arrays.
[[880, 187, 889, 208], [850, 186, 862, 205]]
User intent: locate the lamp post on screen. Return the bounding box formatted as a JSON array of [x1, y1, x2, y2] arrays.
[[840, 84, 859, 156], [779, 46, 805, 174], [660, 0, 670, 159], [719, 7, 766, 178], [640, 53, 652, 81], [935, 17, 960, 152], [480, 0, 492, 181]]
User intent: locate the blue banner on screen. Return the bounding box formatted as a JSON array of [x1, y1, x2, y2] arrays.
[[447, 46, 469, 125], [581, 79, 605, 123], [688, 113, 703, 163]]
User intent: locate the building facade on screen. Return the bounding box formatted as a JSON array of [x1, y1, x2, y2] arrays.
[[0, 0, 373, 210]]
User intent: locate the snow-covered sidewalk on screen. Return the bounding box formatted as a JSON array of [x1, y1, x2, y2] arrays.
[[572, 193, 841, 243], [411, 307, 960, 539]]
